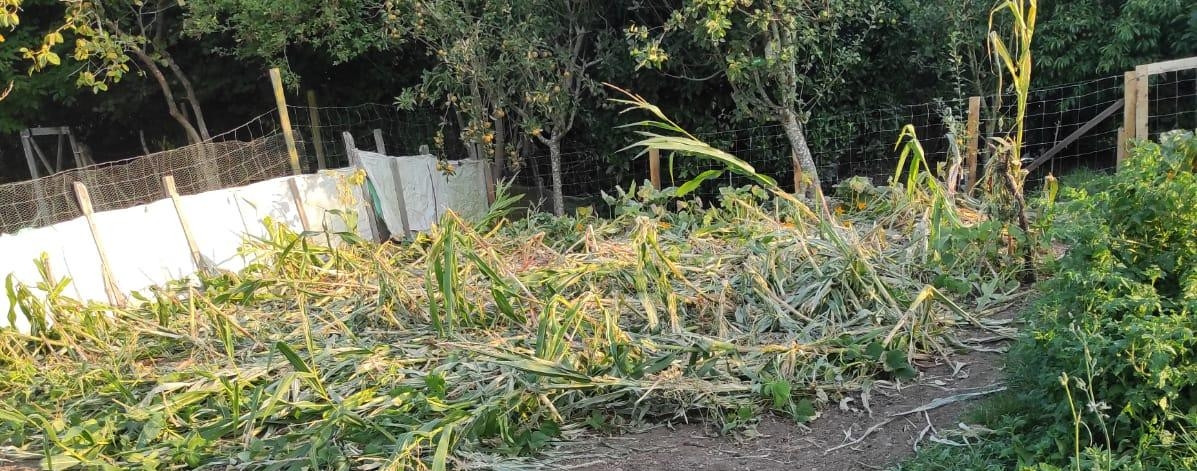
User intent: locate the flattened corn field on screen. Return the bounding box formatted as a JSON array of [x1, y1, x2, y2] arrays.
[[0, 174, 1022, 469]]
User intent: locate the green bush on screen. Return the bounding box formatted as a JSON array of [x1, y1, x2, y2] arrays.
[[1006, 129, 1197, 469]]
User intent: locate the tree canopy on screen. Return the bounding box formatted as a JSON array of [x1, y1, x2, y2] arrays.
[[0, 0, 1194, 183]]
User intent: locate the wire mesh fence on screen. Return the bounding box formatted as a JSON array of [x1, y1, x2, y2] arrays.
[[3, 62, 1196, 234], [287, 103, 444, 169], [509, 74, 1131, 204], [1146, 68, 1197, 144], [0, 111, 292, 234]]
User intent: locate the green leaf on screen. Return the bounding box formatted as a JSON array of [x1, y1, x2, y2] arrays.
[[793, 399, 816, 422], [431, 424, 453, 471], [275, 341, 312, 374], [676, 170, 723, 197]]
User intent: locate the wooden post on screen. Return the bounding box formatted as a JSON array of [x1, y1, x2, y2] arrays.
[[386, 158, 413, 235], [482, 162, 496, 205], [72, 181, 127, 307], [1120, 70, 1138, 166], [20, 130, 40, 178], [287, 178, 313, 232], [1116, 127, 1127, 165], [269, 68, 303, 175], [20, 130, 51, 226], [965, 96, 981, 193], [306, 91, 327, 170], [373, 129, 387, 155], [648, 148, 661, 189], [344, 132, 381, 241], [162, 176, 209, 274], [1134, 65, 1149, 141]]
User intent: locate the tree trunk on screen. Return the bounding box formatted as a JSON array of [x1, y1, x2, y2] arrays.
[[128, 47, 219, 190], [131, 50, 202, 146], [780, 109, 821, 199], [526, 138, 545, 206], [548, 137, 564, 216], [162, 54, 211, 141], [493, 115, 506, 178]]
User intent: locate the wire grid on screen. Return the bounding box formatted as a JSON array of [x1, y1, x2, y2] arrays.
[[3, 69, 1189, 232], [0, 111, 293, 235], [288, 103, 444, 168], [1146, 68, 1197, 142], [510, 149, 627, 208], [508, 77, 1130, 206], [997, 75, 1125, 183]]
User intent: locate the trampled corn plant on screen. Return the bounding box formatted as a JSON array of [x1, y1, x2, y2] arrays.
[[0, 126, 1018, 469]]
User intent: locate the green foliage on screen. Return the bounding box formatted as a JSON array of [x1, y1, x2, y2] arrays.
[[1035, 0, 1197, 84], [900, 131, 1197, 471], [1009, 131, 1197, 468], [630, 0, 886, 123], [185, 0, 392, 65]]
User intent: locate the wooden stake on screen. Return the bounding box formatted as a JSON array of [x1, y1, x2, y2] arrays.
[[965, 96, 981, 193], [1116, 127, 1127, 165], [649, 148, 661, 189], [269, 68, 302, 175], [387, 158, 413, 235], [288, 178, 312, 233], [306, 90, 327, 170], [73, 181, 127, 307], [482, 160, 496, 205], [373, 129, 387, 155], [162, 176, 209, 274], [1134, 65, 1149, 141], [20, 130, 50, 226], [1120, 70, 1138, 166], [344, 132, 381, 241]]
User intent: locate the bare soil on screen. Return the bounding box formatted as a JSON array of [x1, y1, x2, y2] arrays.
[[554, 348, 1006, 471]]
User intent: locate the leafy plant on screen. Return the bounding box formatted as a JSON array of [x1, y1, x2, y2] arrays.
[[901, 131, 1197, 471]]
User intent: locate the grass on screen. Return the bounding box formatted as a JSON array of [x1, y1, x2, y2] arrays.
[[0, 102, 1024, 470]]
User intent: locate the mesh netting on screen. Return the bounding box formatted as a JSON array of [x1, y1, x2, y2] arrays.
[[0, 134, 292, 234]]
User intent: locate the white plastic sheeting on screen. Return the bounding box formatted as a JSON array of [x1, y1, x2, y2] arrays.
[[356, 151, 489, 234], [0, 170, 373, 332]]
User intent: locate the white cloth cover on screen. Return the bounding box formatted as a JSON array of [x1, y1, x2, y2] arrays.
[[355, 151, 488, 234], [0, 170, 372, 332]]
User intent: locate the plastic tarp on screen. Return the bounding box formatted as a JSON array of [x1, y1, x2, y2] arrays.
[[1, 170, 372, 332], [356, 151, 489, 234]]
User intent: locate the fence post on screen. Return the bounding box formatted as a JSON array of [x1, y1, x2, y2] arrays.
[[1119, 70, 1137, 166], [20, 130, 51, 226], [72, 181, 127, 307], [483, 163, 496, 205], [387, 159, 413, 235], [287, 178, 313, 233], [965, 96, 981, 193], [306, 90, 327, 170], [161, 175, 209, 274], [649, 148, 661, 189], [1134, 65, 1149, 141], [269, 68, 303, 175], [344, 132, 381, 242], [373, 129, 387, 155]]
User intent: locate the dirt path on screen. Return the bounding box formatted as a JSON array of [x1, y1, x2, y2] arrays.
[[554, 348, 1005, 471]]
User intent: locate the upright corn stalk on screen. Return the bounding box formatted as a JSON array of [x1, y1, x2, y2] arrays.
[[986, 0, 1037, 280]]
